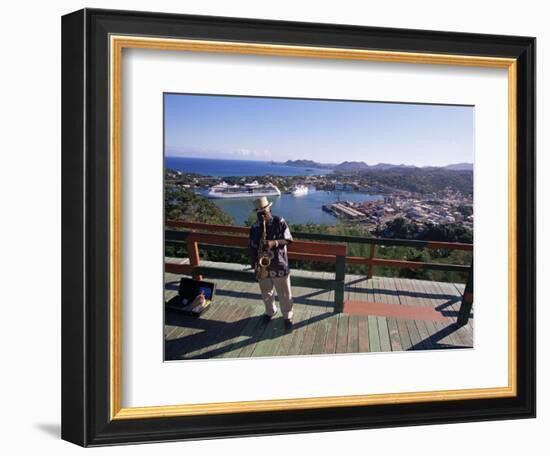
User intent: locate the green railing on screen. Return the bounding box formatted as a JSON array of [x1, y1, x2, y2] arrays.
[[164, 220, 473, 324]]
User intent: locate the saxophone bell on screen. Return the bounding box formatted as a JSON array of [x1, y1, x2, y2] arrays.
[[258, 254, 271, 268]]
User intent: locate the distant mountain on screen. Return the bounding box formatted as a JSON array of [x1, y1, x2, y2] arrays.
[[334, 161, 370, 172], [370, 163, 418, 170], [442, 163, 473, 171], [334, 162, 472, 172], [279, 159, 472, 172], [283, 159, 326, 168]]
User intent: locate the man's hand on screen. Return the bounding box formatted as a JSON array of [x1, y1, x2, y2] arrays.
[[266, 240, 279, 249]]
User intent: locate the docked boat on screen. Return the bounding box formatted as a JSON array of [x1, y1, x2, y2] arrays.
[[291, 184, 309, 196], [207, 181, 281, 199]]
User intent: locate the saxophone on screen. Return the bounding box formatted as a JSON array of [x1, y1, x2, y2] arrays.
[[256, 215, 271, 280]]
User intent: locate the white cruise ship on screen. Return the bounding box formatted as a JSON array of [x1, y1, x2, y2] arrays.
[[291, 184, 309, 196], [207, 180, 281, 199]]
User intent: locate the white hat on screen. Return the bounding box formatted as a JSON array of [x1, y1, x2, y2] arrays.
[[253, 196, 272, 212]]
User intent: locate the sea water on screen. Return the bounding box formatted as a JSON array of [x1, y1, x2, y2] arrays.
[[166, 156, 381, 225], [165, 156, 333, 177]]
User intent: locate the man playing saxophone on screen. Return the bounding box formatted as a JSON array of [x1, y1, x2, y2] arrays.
[[249, 197, 294, 330]]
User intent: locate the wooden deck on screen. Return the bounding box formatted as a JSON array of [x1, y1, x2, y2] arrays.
[[164, 261, 473, 360]]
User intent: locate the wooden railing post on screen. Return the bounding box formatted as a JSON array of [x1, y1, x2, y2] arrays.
[[367, 243, 376, 279], [457, 260, 473, 326], [186, 237, 202, 281], [334, 254, 346, 313]]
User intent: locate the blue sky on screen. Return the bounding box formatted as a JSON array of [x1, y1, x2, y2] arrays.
[[164, 94, 474, 167]]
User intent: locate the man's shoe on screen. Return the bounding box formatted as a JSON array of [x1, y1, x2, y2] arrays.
[[261, 314, 274, 323], [283, 318, 293, 331]]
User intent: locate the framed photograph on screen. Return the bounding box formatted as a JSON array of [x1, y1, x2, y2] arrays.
[[61, 8, 535, 447]]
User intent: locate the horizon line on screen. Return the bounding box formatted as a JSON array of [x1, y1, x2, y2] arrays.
[[164, 154, 473, 168]]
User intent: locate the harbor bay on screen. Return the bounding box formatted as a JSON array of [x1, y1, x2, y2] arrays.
[[199, 187, 383, 225], [166, 156, 382, 225], [165, 157, 473, 231]]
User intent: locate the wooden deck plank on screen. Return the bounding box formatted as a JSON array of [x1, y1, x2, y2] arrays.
[[399, 277, 442, 349], [350, 277, 371, 353], [404, 277, 451, 349], [164, 325, 179, 340], [217, 309, 265, 359], [235, 316, 270, 358], [335, 314, 349, 353], [286, 306, 313, 356], [402, 279, 441, 350], [357, 318, 370, 352], [167, 302, 236, 360], [451, 280, 470, 333], [187, 303, 245, 358], [362, 278, 382, 352], [417, 278, 466, 348], [320, 271, 339, 354], [438, 280, 473, 332], [422, 279, 464, 347], [224, 279, 273, 358], [289, 271, 328, 355], [392, 277, 432, 351], [323, 271, 335, 310], [368, 316, 381, 352], [251, 317, 287, 357], [164, 321, 204, 360], [259, 279, 320, 358], [324, 313, 339, 354], [377, 316, 392, 352], [311, 313, 331, 355], [371, 277, 392, 352], [431, 280, 473, 347], [301, 306, 328, 355], [276, 307, 305, 356], [410, 279, 461, 348], [377, 278, 413, 351], [347, 314, 359, 353], [452, 282, 466, 297], [326, 272, 335, 311], [196, 304, 255, 358], [402, 279, 438, 350], [378, 276, 404, 352], [345, 275, 361, 354], [187, 303, 242, 358], [385, 311, 403, 351], [211, 304, 260, 357]]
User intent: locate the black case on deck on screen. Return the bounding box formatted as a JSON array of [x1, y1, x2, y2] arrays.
[[165, 277, 216, 316]]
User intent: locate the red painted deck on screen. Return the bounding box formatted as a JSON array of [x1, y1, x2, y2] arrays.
[[344, 300, 450, 322]]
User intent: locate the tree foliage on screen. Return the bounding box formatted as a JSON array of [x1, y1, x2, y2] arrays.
[[164, 189, 472, 284], [165, 186, 233, 225]]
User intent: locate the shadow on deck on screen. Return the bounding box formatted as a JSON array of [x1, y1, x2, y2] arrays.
[[164, 261, 473, 360]]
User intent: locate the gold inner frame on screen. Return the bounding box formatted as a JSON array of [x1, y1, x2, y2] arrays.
[[109, 35, 517, 420]]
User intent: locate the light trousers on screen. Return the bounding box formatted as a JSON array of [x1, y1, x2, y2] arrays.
[[258, 274, 294, 320]]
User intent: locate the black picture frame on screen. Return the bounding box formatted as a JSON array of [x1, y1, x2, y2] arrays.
[[62, 8, 535, 447]]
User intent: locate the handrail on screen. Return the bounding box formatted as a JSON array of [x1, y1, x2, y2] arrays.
[[165, 220, 471, 274], [165, 220, 473, 251], [164, 220, 473, 322], [186, 231, 346, 256]]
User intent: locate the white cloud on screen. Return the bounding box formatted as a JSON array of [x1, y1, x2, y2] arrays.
[[167, 146, 276, 161]]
